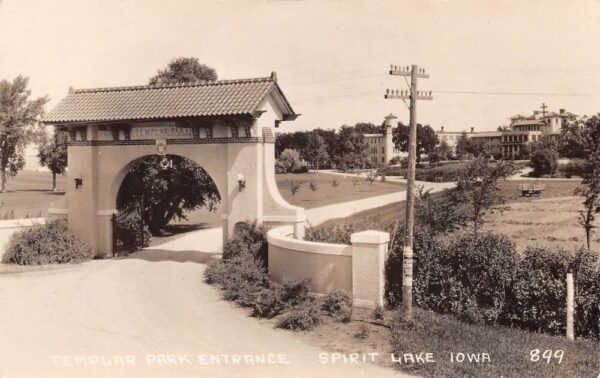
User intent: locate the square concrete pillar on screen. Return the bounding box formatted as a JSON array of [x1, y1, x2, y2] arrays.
[[350, 230, 389, 308]]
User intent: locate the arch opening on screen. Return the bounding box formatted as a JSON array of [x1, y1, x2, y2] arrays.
[[113, 154, 221, 251]]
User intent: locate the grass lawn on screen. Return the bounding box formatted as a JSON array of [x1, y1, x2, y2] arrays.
[[0, 171, 67, 218], [314, 179, 594, 252], [275, 172, 406, 209], [288, 307, 600, 378]]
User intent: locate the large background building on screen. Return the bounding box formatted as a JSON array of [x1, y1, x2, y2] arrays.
[[364, 114, 405, 167], [437, 105, 578, 160]]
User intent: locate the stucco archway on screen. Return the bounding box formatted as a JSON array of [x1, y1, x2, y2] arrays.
[[43, 74, 306, 257]]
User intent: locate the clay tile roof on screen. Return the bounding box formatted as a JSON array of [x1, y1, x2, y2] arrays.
[[43, 76, 296, 124]]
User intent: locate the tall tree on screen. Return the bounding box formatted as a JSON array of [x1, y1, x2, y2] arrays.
[[333, 125, 370, 171], [448, 158, 513, 233], [393, 122, 439, 163], [559, 120, 586, 158], [37, 130, 68, 191], [305, 132, 329, 171], [0, 76, 47, 192], [149, 57, 218, 85], [574, 115, 600, 249]]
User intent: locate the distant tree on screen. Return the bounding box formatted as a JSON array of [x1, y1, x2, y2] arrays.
[[573, 115, 600, 249], [305, 133, 329, 171], [0, 76, 48, 192], [530, 148, 559, 177], [149, 57, 217, 85], [429, 139, 452, 162], [456, 132, 485, 159], [275, 148, 303, 173], [353, 122, 380, 134], [37, 130, 68, 191], [497, 125, 511, 131], [393, 122, 439, 163], [559, 121, 586, 158], [447, 158, 513, 233], [275, 131, 309, 160], [313, 128, 337, 165], [333, 126, 370, 171]]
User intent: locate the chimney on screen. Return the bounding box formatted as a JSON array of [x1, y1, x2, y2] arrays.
[[470, 127, 475, 133], [440, 126, 445, 132], [560, 108, 565, 114]]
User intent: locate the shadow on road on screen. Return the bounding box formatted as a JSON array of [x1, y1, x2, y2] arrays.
[[123, 249, 220, 264]]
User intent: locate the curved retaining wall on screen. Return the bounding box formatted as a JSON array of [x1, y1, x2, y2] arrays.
[[267, 226, 389, 307], [267, 226, 352, 294]]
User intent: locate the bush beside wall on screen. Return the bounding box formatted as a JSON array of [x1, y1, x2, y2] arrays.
[[306, 219, 600, 340], [2, 219, 92, 265]]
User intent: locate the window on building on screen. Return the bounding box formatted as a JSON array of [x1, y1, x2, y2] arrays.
[[381, 147, 385, 153]]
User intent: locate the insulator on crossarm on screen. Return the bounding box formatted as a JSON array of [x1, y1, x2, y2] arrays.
[[390, 64, 393, 71], [386, 88, 390, 95]]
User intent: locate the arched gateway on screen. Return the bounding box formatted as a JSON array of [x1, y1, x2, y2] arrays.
[[42, 73, 305, 257]]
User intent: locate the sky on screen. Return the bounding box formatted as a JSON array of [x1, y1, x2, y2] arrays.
[[1, 0, 600, 135]]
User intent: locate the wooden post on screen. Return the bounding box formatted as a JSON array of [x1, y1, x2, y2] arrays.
[[401, 65, 419, 320], [385, 64, 432, 321], [566, 273, 574, 340]]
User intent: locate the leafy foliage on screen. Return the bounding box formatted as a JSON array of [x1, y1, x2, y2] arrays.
[[275, 148, 306, 173], [37, 130, 68, 191], [149, 57, 217, 85], [446, 158, 513, 233], [393, 122, 439, 164], [0, 76, 48, 192], [276, 299, 322, 331], [117, 155, 220, 235], [305, 132, 329, 170], [3, 219, 92, 265], [321, 291, 353, 322], [530, 148, 559, 177], [333, 126, 371, 171], [572, 116, 600, 250]]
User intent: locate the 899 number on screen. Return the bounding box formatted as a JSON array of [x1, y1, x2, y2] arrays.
[[530, 349, 563, 364]]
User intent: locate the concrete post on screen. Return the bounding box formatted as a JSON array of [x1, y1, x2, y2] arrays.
[[350, 230, 389, 308], [566, 273, 574, 340]]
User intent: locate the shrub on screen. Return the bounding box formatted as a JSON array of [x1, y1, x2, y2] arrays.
[[558, 159, 587, 178], [321, 290, 353, 322], [506, 246, 600, 339], [3, 219, 92, 265], [222, 222, 267, 263], [249, 285, 285, 318], [387, 231, 519, 324], [276, 299, 322, 331], [305, 218, 395, 245], [280, 279, 312, 308], [275, 148, 306, 173], [530, 148, 559, 177]]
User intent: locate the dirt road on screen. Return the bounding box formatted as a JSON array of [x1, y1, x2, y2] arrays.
[[0, 249, 407, 378]]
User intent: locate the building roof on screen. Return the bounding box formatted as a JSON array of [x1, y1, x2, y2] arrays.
[[512, 119, 545, 126], [470, 131, 502, 138], [43, 74, 297, 125], [363, 133, 384, 138]]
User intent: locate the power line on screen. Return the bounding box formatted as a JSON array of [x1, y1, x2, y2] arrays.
[[432, 90, 596, 97]]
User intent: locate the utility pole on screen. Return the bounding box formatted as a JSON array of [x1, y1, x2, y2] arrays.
[[385, 64, 432, 320], [541, 102, 548, 116]]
